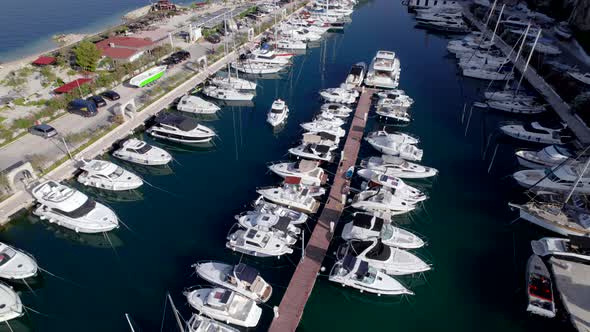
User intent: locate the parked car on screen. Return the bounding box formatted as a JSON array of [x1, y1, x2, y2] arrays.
[[172, 50, 190, 61], [206, 33, 221, 44], [68, 99, 98, 117], [87, 95, 107, 108], [29, 124, 58, 138], [100, 90, 120, 101]]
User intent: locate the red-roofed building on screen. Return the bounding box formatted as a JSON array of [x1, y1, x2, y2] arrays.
[[54, 78, 92, 94], [32, 56, 56, 66], [96, 36, 156, 63]]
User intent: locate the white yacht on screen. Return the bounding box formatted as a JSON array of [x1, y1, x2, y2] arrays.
[[289, 143, 333, 162], [236, 212, 301, 238], [531, 236, 590, 262], [337, 240, 431, 276], [231, 61, 285, 74], [0, 243, 38, 280], [515, 145, 575, 169], [77, 159, 143, 191], [202, 85, 254, 101], [365, 132, 423, 161], [226, 227, 294, 257], [377, 97, 412, 110], [245, 48, 292, 65], [176, 95, 220, 114], [319, 88, 357, 104], [376, 106, 411, 123], [462, 67, 515, 81], [510, 199, 590, 237], [500, 121, 572, 145], [360, 155, 438, 179], [531, 41, 561, 56], [366, 130, 419, 145], [352, 188, 416, 215], [302, 132, 340, 150], [314, 112, 346, 127], [329, 255, 413, 296], [486, 100, 546, 114], [341, 213, 425, 249], [268, 160, 326, 186], [267, 99, 289, 127], [321, 103, 353, 117], [357, 169, 427, 203], [250, 197, 308, 225], [569, 71, 590, 86], [32, 181, 119, 233], [210, 74, 257, 91], [525, 255, 556, 318], [344, 62, 366, 89], [185, 288, 262, 327], [194, 262, 273, 303], [147, 113, 216, 144], [364, 50, 400, 89], [0, 283, 22, 322], [376, 91, 414, 107], [256, 184, 321, 213], [513, 166, 590, 194], [187, 314, 240, 332], [287, 28, 322, 42], [484, 90, 536, 102], [301, 121, 345, 137], [112, 138, 172, 166], [275, 38, 307, 50]]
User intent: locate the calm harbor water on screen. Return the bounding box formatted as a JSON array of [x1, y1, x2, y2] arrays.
[[1, 0, 577, 331]]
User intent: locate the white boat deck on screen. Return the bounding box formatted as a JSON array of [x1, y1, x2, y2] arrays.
[[549, 257, 590, 332]]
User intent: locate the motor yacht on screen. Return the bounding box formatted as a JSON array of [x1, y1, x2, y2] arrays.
[[77, 159, 143, 191], [147, 113, 216, 144], [360, 155, 438, 179], [462, 67, 515, 81], [344, 62, 366, 89], [112, 138, 172, 166], [513, 165, 590, 194], [319, 88, 357, 104], [250, 197, 308, 225], [202, 85, 254, 101], [231, 61, 286, 74], [285, 28, 322, 41], [486, 100, 546, 114], [341, 213, 425, 249], [185, 288, 262, 327], [0, 243, 38, 280], [357, 169, 427, 203], [510, 199, 590, 237], [275, 38, 307, 50], [352, 188, 416, 215], [256, 184, 321, 213], [314, 112, 346, 126], [329, 255, 413, 296], [531, 236, 590, 263], [525, 255, 556, 318], [268, 160, 326, 186], [500, 121, 572, 145], [377, 92, 414, 108], [244, 48, 292, 65], [0, 283, 22, 322], [267, 99, 289, 127], [365, 132, 423, 161], [236, 212, 301, 241], [210, 74, 257, 91], [187, 314, 239, 332], [176, 95, 220, 114], [337, 240, 430, 276], [301, 121, 345, 137], [364, 51, 400, 89], [416, 19, 470, 33], [484, 90, 536, 102], [289, 143, 334, 162], [32, 180, 119, 233], [320, 103, 353, 117], [226, 227, 294, 257], [194, 262, 273, 303], [515, 145, 576, 169]]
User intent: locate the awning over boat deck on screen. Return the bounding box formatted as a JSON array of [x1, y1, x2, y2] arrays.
[[234, 263, 259, 284], [318, 131, 337, 141], [315, 145, 330, 153], [570, 235, 590, 250], [353, 213, 383, 231], [303, 133, 321, 144], [274, 217, 291, 232], [297, 160, 317, 172]]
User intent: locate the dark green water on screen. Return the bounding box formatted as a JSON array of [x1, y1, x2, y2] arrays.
[[1, 0, 576, 331]]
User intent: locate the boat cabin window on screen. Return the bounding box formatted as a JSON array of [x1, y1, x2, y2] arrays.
[[52, 198, 97, 218], [0, 247, 16, 266], [133, 144, 152, 154], [108, 167, 125, 179]]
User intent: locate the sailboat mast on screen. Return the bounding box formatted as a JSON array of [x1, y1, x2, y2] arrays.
[[485, 0, 498, 26], [515, 28, 542, 94], [564, 157, 590, 205], [167, 292, 186, 332], [490, 4, 504, 43], [125, 314, 136, 332]]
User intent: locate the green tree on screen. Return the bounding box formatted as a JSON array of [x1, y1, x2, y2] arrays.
[[74, 41, 101, 72], [39, 66, 57, 85]]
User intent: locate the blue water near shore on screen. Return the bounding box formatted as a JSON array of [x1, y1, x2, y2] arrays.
[[0, 0, 578, 331], [0, 0, 196, 62]]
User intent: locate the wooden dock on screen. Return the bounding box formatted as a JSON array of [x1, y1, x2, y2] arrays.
[[461, 8, 590, 145], [268, 88, 374, 332]]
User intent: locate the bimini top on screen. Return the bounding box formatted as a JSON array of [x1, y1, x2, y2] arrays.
[[234, 263, 260, 284], [353, 213, 384, 231], [155, 113, 199, 131]]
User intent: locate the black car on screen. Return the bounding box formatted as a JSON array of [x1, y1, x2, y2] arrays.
[[87, 95, 107, 108], [68, 99, 98, 117], [171, 50, 190, 61], [29, 124, 58, 138], [100, 90, 120, 101], [206, 33, 221, 44]]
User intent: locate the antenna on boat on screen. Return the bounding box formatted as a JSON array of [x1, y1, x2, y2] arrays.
[[125, 313, 136, 332]]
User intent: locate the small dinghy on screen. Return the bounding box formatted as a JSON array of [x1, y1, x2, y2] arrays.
[[341, 213, 424, 249], [268, 160, 326, 186], [360, 155, 438, 179], [352, 188, 416, 215], [526, 254, 556, 318], [236, 212, 301, 238], [329, 255, 413, 296], [187, 314, 240, 332], [337, 240, 431, 276], [358, 169, 427, 203], [301, 120, 345, 137], [194, 262, 273, 303], [531, 236, 590, 263], [0, 243, 38, 280], [321, 103, 353, 118], [250, 197, 308, 225], [344, 62, 366, 89], [185, 287, 262, 327], [113, 138, 172, 166], [0, 283, 22, 322], [226, 227, 294, 257], [77, 159, 143, 191], [289, 143, 334, 162], [267, 99, 289, 127]]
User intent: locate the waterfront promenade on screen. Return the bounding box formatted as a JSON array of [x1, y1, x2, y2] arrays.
[[268, 88, 374, 332], [462, 8, 590, 145]]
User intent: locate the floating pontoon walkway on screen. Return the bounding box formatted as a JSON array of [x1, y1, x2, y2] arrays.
[[461, 8, 590, 145], [550, 257, 590, 332], [268, 88, 374, 332]]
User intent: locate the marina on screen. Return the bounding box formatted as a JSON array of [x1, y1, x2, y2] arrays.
[[0, 0, 589, 331]]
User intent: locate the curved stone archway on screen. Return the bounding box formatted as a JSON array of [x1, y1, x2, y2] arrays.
[[113, 98, 137, 121], [1, 161, 38, 194]]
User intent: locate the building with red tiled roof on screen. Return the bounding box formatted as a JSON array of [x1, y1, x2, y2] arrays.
[[96, 36, 156, 63], [54, 78, 92, 94], [32, 56, 56, 66]]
